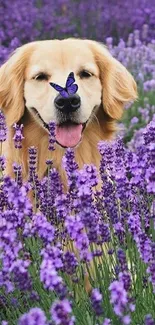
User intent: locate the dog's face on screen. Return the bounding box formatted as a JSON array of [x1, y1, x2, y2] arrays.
[[0, 39, 137, 148], [24, 40, 102, 147]]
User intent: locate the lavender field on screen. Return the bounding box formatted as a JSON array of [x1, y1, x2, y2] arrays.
[[0, 1, 155, 324]]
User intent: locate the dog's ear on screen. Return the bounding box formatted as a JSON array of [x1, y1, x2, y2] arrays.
[[0, 43, 34, 126], [87, 40, 137, 120]]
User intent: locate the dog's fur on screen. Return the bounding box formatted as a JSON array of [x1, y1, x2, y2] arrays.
[[0, 39, 137, 181]]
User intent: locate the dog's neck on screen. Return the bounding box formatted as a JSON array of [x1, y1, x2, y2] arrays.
[[5, 108, 116, 182]]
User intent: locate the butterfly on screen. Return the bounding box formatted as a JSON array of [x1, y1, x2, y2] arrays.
[[50, 72, 78, 98]]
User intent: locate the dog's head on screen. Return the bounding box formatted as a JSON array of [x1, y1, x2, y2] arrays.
[[0, 39, 137, 148]]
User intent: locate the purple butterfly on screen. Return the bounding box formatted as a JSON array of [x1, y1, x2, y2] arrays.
[[50, 72, 78, 98]]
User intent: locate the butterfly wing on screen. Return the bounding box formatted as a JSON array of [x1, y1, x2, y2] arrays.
[[66, 72, 75, 88], [50, 83, 64, 92], [59, 89, 69, 98], [68, 84, 78, 95], [50, 83, 69, 98]]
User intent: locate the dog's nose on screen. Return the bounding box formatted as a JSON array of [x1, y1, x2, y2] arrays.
[[54, 94, 81, 113]]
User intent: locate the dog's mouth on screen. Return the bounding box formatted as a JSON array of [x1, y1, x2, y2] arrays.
[[55, 121, 86, 148], [31, 107, 86, 148]]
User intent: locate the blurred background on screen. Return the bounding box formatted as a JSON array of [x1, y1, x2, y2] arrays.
[[0, 0, 155, 145], [0, 0, 155, 62]]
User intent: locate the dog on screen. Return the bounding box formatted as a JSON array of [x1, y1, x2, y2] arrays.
[[0, 39, 137, 181]]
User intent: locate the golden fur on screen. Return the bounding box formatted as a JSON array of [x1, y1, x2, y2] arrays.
[[0, 39, 137, 181]]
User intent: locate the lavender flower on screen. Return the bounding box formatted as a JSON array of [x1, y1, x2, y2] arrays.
[[99, 221, 111, 244], [18, 307, 47, 325], [50, 299, 75, 325], [3, 176, 32, 219], [102, 319, 111, 325], [40, 246, 67, 298], [48, 121, 56, 151], [63, 251, 78, 275], [28, 146, 38, 182], [147, 243, 155, 293], [91, 288, 103, 316], [0, 217, 22, 293], [144, 315, 155, 325], [117, 249, 128, 272], [0, 110, 7, 143], [78, 164, 98, 188], [0, 155, 6, 172], [41, 244, 63, 271], [62, 148, 78, 194], [65, 213, 92, 262], [12, 162, 22, 187], [109, 280, 128, 316], [75, 181, 100, 243], [109, 278, 133, 324], [32, 214, 55, 244], [13, 123, 24, 149], [10, 259, 32, 291]]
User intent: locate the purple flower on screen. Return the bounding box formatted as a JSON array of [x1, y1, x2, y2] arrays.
[[142, 118, 155, 194], [102, 319, 111, 325], [65, 214, 91, 262], [0, 155, 6, 172], [0, 110, 7, 142], [98, 140, 115, 171], [50, 299, 75, 325], [0, 217, 23, 293], [135, 232, 152, 264], [122, 315, 131, 325], [118, 272, 132, 292], [109, 280, 128, 314], [48, 121, 56, 151], [40, 245, 67, 299], [99, 221, 111, 243], [91, 288, 103, 316], [3, 176, 32, 219], [130, 116, 139, 125], [54, 193, 69, 221], [62, 148, 78, 195], [10, 259, 32, 291], [32, 214, 55, 244], [147, 243, 155, 293], [65, 215, 83, 240], [28, 146, 38, 185], [76, 182, 100, 243], [109, 278, 133, 324], [41, 244, 63, 271], [13, 123, 24, 149], [63, 251, 78, 275], [144, 314, 155, 325], [78, 164, 98, 188], [28, 146, 37, 173], [18, 307, 47, 325], [29, 290, 40, 302], [75, 232, 92, 262], [117, 249, 128, 272], [12, 162, 22, 187]]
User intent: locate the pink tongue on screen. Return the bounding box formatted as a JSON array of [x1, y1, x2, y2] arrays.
[[56, 124, 82, 147], [55, 124, 83, 147]]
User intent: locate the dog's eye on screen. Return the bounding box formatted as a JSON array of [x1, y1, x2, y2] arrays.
[[34, 73, 49, 81], [79, 70, 92, 78]]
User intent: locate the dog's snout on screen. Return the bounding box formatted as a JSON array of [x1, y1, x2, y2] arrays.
[[54, 94, 81, 113]]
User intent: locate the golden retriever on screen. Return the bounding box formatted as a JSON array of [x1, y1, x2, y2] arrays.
[[0, 39, 137, 181]]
